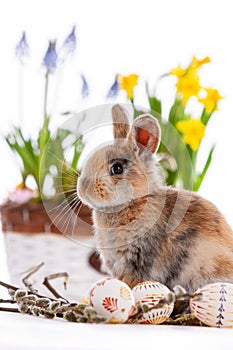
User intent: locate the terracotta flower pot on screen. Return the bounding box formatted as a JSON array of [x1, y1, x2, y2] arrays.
[[0, 201, 92, 235]]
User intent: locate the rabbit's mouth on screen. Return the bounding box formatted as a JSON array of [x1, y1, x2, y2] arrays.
[[76, 181, 103, 210], [77, 188, 131, 213]]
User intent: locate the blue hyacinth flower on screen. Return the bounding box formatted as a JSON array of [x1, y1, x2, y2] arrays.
[[81, 74, 89, 99], [43, 40, 58, 74], [106, 75, 119, 99], [62, 26, 77, 56], [15, 32, 29, 64]]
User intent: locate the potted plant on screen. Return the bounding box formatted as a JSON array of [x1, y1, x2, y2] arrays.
[[0, 28, 103, 299], [117, 56, 222, 192]]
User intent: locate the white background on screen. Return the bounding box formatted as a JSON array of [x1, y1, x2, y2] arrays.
[[1, 1, 233, 347]]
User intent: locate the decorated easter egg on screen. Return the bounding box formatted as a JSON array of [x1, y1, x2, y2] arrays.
[[132, 281, 174, 324], [190, 282, 233, 328], [88, 277, 135, 323]]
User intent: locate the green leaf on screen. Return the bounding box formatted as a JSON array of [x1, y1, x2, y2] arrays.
[[71, 136, 84, 170], [5, 130, 40, 188], [160, 122, 194, 190], [201, 108, 213, 126], [194, 146, 215, 192], [40, 131, 65, 189], [165, 169, 178, 186], [148, 96, 162, 120], [38, 115, 50, 155], [39, 128, 81, 198], [61, 164, 78, 204], [168, 99, 186, 126], [133, 108, 144, 119]]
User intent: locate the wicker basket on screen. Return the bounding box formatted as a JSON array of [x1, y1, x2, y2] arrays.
[[0, 201, 104, 301]]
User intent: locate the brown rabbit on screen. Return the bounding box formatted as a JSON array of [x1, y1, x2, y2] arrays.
[[77, 104, 233, 293]]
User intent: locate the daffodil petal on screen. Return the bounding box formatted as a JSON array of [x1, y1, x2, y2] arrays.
[[176, 119, 206, 151]]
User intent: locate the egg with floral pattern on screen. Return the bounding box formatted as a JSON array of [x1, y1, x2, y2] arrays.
[[132, 281, 174, 324], [88, 278, 135, 323], [190, 282, 233, 328]]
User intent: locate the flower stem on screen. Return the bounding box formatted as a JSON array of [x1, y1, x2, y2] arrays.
[[44, 71, 49, 119], [17, 64, 24, 125], [191, 149, 198, 190]]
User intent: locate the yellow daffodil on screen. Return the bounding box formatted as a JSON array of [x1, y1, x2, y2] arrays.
[[118, 73, 139, 100], [169, 64, 186, 77], [190, 56, 211, 69], [176, 71, 201, 105], [170, 56, 211, 105], [176, 119, 206, 151], [198, 88, 223, 113]]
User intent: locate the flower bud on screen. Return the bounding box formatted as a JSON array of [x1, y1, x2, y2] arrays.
[[31, 306, 41, 316], [43, 41, 57, 74], [36, 297, 51, 309], [14, 289, 28, 301], [18, 302, 30, 314]]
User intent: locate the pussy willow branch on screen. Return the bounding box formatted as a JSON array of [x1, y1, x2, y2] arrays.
[[0, 281, 18, 291], [129, 292, 202, 323], [0, 280, 64, 303], [43, 272, 69, 302], [0, 307, 20, 313], [21, 262, 68, 302], [0, 299, 16, 304], [165, 313, 204, 326], [22, 262, 45, 292], [0, 261, 70, 305]]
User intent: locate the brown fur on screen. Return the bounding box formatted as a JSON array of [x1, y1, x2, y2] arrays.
[[112, 104, 130, 139], [77, 104, 233, 293]]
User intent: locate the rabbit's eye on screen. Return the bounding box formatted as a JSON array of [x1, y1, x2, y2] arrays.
[[110, 161, 124, 176]]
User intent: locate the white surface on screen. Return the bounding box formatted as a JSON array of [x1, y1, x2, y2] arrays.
[[0, 312, 233, 350], [1, 232, 233, 350]]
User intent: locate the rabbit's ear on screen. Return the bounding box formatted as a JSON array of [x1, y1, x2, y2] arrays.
[[112, 104, 130, 139], [128, 114, 161, 154]]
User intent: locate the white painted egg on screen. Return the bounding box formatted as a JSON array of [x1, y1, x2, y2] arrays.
[[88, 277, 135, 323], [132, 281, 174, 324], [190, 282, 233, 328]]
